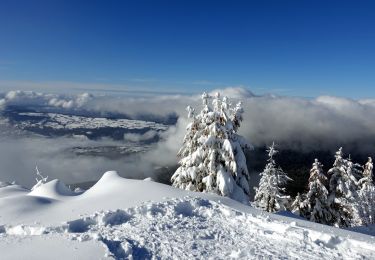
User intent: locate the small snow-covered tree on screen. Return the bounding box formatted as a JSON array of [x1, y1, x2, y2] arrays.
[[357, 157, 375, 225], [291, 193, 308, 217], [31, 165, 48, 191], [253, 143, 292, 212], [171, 92, 252, 204], [347, 155, 363, 181], [327, 148, 360, 227], [302, 159, 333, 225], [358, 157, 373, 189]]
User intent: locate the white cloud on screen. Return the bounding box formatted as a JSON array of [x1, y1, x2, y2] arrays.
[[124, 130, 159, 142], [2, 87, 375, 153], [208, 86, 255, 99], [0, 90, 93, 110], [0, 135, 157, 188], [2, 87, 375, 187]]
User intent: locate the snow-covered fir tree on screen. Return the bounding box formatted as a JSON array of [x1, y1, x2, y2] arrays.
[[171, 92, 253, 204], [358, 157, 373, 189], [301, 159, 333, 224], [291, 192, 308, 217], [346, 154, 364, 182], [253, 143, 292, 212], [327, 148, 360, 227], [31, 165, 48, 191], [357, 157, 375, 225]]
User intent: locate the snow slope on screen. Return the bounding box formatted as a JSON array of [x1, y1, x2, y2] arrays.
[[1, 171, 375, 259]]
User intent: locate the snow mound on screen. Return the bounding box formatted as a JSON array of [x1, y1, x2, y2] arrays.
[[81, 170, 124, 197], [90, 170, 121, 188], [28, 179, 76, 200]]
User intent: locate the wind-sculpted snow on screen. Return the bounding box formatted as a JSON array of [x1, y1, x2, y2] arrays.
[[28, 179, 79, 199], [1, 172, 375, 259]]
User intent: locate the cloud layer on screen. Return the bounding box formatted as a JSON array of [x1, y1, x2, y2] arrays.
[[2, 87, 375, 187], [0, 135, 153, 188]]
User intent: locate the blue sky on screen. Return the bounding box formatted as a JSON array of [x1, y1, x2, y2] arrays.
[[0, 0, 374, 98]]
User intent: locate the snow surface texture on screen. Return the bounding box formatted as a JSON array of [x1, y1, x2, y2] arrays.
[[1, 171, 375, 259]]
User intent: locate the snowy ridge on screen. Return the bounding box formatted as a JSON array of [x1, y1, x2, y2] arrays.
[[1, 172, 375, 259]]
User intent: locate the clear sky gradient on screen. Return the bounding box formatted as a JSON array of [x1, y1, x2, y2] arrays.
[[0, 0, 374, 98]]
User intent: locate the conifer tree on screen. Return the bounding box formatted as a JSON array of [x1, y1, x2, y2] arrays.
[[291, 192, 308, 217], [347, 155, 363, 181], [171, 92, 252, 204], [327, 148, 360, 227], [357, 157, 375, 225], [302, 159, 333, 224], [254, 143, 292, 212], [358, 157, 373, 189]]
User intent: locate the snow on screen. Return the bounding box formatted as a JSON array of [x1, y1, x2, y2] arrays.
[[1, 171, 375, 259], [0, 234, 109, 260], [0, 184, 28, 199], [16, 112, 168, 131], [29, 179, 77, 199]]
